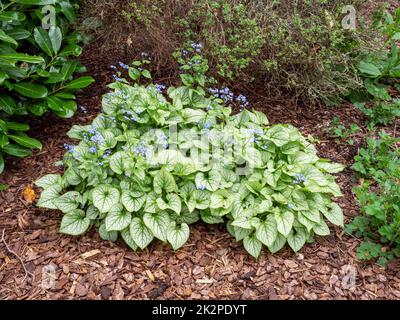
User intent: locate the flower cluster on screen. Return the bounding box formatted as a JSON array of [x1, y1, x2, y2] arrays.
[[155, 84, 166, 93], [113, 74, 123, 82], [118, 61, 129, 70], [133, 141, 149, 157], [158, 132, 169, 149], [88, 146, 97, 154], [197, 184, 206, 190], [63, 144, 75, 153], [102, 149, 112, 159], [88, 129, 105, 145], [208, 87, 234, 103], [246, 128, 263, 143], [293, 173, 307, 185], [191, 43, 203, 53], [236, 94, 249, 109], [208, 88, 250, 109], [203, 121, 214, 130], [121, 108, 139, 122]]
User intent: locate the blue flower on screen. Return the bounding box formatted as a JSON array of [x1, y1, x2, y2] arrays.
[[236, 94, 249, 108], [133, 142, 148, 157], [89, 146, 97, 154], [197, 184, 206, 191], [293, 173, 307, 185], [110, 65, 117, 70], [90, 133, 105, 145], [191, 43, 203, 53], [113, 74, 123, 82], [98, 162, 104, 166], [63, 144, 75, 153], [155, 84, 166, 93], [118, 61, 129, 70], [288, 203, 294, 210], [206, 105, 213, 111], [203, 121, 214, 129], [102, 149, 111, 158]]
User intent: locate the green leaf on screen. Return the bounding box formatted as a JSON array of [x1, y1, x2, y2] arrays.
[[64, 76, 95, 90], [200, 211, 224, 224], [53, 191, 80, 213], [121, 190, 145, 212], [60, 209, 90, 236], [167, 222, 190, 250], [13, 83, 48, 98], [357, 61, 382, 78], [35, 174, 61, 189], [156, 193, 182, 214], [141, 69, 152, 79], [323, 203, 344, 227], [121, 227, 138, 251], [313, 220, 330, 236], [99, 223, 118, 241], [105, 205, 131, 231], [2, 144, 31, 157], [49, 27, 62, 53], [255, 218, 278, 247], [0, 29, 17, 45], [109, 151, 126, 174], [0, 153, 4, 174], [14, 0, 56, 4], [59, 44, 82, 57], [37, 185, 62, 209], [274, 211, 294, 237], [129, 217, 154, 250], [287, 228, 307, 252], [243, 235, 262, 259], [0, 54, 44, 64], [316, 161, 345, 173], [86, 205, 99, 220], [0, 94, 16, 115], [92, 185, 120, 213], [143, 211, 170, 242], [268, 233, 287, 254], [34, 27, 53, 57], [0, 11, 26, 22], [8, 134, 42, 150], [5, 122, 29, 131], [153, 169, 176, 194], [267, 125, 290, 146]]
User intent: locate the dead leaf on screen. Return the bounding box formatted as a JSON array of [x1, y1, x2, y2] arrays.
[[23, 185, 36, 204]]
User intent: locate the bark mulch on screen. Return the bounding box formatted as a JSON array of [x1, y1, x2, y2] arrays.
[[1, 45, 400, 300]]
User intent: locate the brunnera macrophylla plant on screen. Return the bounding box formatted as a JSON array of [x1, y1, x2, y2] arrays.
[[35, 60, 345, 259]]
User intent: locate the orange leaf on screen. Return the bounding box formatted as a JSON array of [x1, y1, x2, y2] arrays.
[[23, 185, 36, 204]]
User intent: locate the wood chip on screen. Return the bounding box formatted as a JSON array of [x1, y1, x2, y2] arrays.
[[146, 269, 155, 282], [80, 249, 101, 259]]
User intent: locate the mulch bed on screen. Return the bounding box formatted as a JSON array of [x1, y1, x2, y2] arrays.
[[1, 43, 400, 300]]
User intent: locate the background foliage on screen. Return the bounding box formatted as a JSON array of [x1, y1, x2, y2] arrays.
[[0, 0, 93, 174]]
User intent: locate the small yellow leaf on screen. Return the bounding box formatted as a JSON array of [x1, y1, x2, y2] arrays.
[[23, 185, 36, 204]]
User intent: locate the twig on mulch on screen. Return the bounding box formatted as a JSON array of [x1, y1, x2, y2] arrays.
[[1, 229, 34, 283]]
